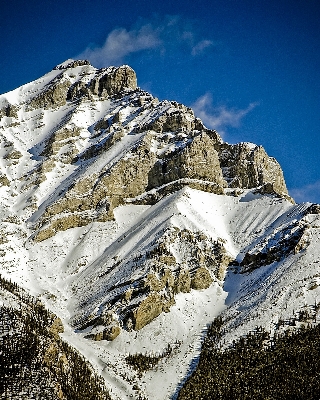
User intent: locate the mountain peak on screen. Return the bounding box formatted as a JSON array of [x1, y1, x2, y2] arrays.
[[53, 58, 91, 70], [1, 61, 317, 400]]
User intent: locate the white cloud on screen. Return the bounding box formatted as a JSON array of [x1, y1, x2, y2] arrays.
[[191, 39, 214, 56], [289, 180, 320, 204], [77, 16, 215, 67], [78, 25, 161, 66], [191, 93, 258, 135]]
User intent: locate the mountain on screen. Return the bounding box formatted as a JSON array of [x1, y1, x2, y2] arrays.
[[0, 59, 319, 399]]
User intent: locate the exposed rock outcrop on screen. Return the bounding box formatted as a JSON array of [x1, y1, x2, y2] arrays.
[[53, 59, 91, 70], [218, 142, 288, 196], [20, 64, 288, 242], [0, 102, 18, 119], [27, 73, 72, 110], [305, 204, 320, 215], [0, 173, 10, 186], [27, 63, 137, 111], [92, 323, 121, 342], [240, 220, 308, 272], [40, 126, 81, 161], [134, 101, 204, 134], [129, 179, 225, 205], [174, 269, 191, 294], [89, 65, 137, 97], [73, 227, 233, 335], [133, 292, 172, 330], [148, 132, 227, 190], [191, 266, 213, 290], [32, 127, 288, 242], [32, 127, 228, 241], [103, 324, 121, 341]]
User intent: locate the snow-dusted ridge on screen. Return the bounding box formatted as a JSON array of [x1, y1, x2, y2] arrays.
[[0, 60, 319, 399]]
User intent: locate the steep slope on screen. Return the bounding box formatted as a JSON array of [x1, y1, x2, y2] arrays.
[[0, 59, 319, 399]]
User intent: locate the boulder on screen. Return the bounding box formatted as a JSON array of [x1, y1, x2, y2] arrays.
[[103, 324, 121, 341], [191, 267, 213, 290], [133, 292, 164, 330], [174, 269, 191, 294]]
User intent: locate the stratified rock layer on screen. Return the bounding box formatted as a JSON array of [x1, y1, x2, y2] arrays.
[[219, 142, 288, 196]]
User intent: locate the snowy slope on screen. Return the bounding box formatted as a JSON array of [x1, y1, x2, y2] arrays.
[[5, 185, 317, 399]]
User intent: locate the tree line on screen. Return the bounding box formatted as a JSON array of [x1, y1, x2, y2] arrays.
[[178, 315, 320, 399], [0, 274, 111, 399]]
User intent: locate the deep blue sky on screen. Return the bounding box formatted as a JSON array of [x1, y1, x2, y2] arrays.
[[1, 0, 319, 203]]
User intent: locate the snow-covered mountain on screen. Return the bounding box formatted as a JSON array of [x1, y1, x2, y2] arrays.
[[0, 59, 319, 399]]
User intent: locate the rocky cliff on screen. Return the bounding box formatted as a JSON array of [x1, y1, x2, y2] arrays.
[[0, 60, 289, 242]]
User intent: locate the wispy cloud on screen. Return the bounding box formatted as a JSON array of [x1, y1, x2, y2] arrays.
[[191, 39, 214, 56], [78, 24, 161, 66], [77, 16, 215, 67], [191, 93, 258, 135], [289, 180, 320, 204]]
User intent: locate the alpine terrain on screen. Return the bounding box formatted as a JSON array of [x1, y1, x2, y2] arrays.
[[0, 59, 319, 399]]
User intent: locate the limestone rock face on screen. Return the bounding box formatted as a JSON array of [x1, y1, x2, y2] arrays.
[[130, 179, 225, 205], [34, 214, 94, 242], [145, 269, 175, 292], [27, 73, 71, 110], [22, 66, 288, 242], [33, 133, 158, 241], [148, 133, 227, 190], [174, 269, 191, 294], [133, 292, 165, 330], [72, 227, 234, 335], [132, 289, 176, 330], [27, 63, 137, 111], [1, 61, 291, 241], [67, 80, 92, 101], [191, 266, 213, 290], [103, 324, 121, 341], [219, 142, 288, 196], [0, 135, 23, 167], [135, 102, 203, 134], [92, 133, 157, 207], [0, 102, 18, 119], [89, 65, 137, 97], [0, 174, 9, 186], [32, 127, 225, 241], [40, 126, 81, 160]]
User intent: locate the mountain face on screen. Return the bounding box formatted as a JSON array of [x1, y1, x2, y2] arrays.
[[0, 59, 319, 399]]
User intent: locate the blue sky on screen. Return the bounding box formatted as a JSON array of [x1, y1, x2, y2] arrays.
[[1, 0, 319, 203]]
